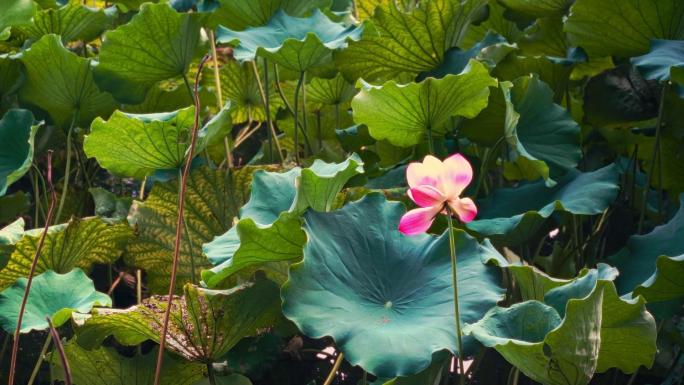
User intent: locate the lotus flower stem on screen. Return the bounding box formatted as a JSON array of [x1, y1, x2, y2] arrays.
[[251, 59, 284, 164], [273, 64, 312, 158], [446, 209, 466, 385], [46, 317, 71, 385], [207, 29, 234, 169], [323, 352, 345, 385], [153, 54, 211, 385], [638, 82, 669, 234], [8, 151, 57, 385], [293, 71, 305, 164], [26, 334, 51, 385]]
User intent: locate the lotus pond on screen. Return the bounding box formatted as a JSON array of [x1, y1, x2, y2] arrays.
[[0, 0, 683, 384]]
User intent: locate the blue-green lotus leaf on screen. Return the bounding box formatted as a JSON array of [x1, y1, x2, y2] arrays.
[[281, 194, 506, 378], [466, 164, 621, 245], [202, 155, 363, 287], [216, 10, 363, 72], [0, 268, 111, 333], [609, 194, 684, 302], [632, 39, 684, 96], [0, 109, 38, 196], [212, 0, 331, 31]]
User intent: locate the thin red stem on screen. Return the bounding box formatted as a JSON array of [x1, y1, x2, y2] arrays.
[[8, 151, 57, 385], [46, 317, 71, 385], [152, 55, 211, 385]]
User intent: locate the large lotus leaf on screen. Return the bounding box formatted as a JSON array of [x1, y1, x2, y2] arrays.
[[632, 39, 684, 94], [609, 195, 684, 302], [76, 279, 281, 362], [212, 0, 331, 30], [0, 269, 111, 333], [467, 164, 620, 245], [22, 1, 109, 43], [306, 72, 357, 106], [85, 104, 231, 179], [19, 34, 116, 128], [466, 295, 600, 385], [461, 2, 523, 50], [351, 60, 496, 147], [52, 343, 205, 385], [564, 0, 684, 57], [88, 187, 132, 222], [122, 80, 195, 115], [202, 155, 363, 287], [0, 217, 131, 290], [216, 10, 363, 72], [542, 274, 656, 374], [126, 166, 260, 293], [0, 0, 36, 35], [500, 0, 573, 17], [281, 194, 506, 378], [0, 109, 38, 196], [503, 75, 581, 184], [335, 0, 487, 81], [0, 218, 25, 268], [94, 3, 202, 104]]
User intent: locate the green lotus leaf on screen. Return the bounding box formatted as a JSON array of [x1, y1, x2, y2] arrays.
[[203, 59, 280, 123], [306, 72, 357, 106], [122, 80, 195, 115], [52, 342, 206, 385], [192, 374, 253, 385], [0, 55, 23, 102], [609, 195, 684, 302], [84, 103, 231, 179], [632, 39, 684, 93], [281, 194, 506, 378], [202, 155, 363, 287], [351, 60, 496, 147], [0, 216, 131, 290], [94, 3, 203, 104], [374, 351, 450, 385], [467, 164, 621, 245], [126, 166, 260, 293], [0, 192, 30, 227], [500, 0, 573, 17], [466, 297, 598, 385], [216, 10, 363, 72], [88, 187, 132, 222], [0, 0, 36, 35], [460, 2, 523, 50], [76, 279, 280, 362], [0, 109, 38, 196], [0, 218, 24, 268], [212, 0, 331, 31], [335, 0, 487, 81], [564, 0, 684, 57], [19, 34, 116, 128], [22, 1, 109, 43], [0, 268, 111, 333]]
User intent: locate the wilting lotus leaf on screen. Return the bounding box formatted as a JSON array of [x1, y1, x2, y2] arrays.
[[0, 0, 36, 35], [203, 155, 363, 287], [84, 103, 231, 179], [216, 10, 363, 72], [52, 342, 205, 385], [352, 60, 496, 147], [126, 166, 263, 293], [76, 279, 280, 362], [0, 216, 131, 290], [22, 1, 109, 43], [212, 0, 331, 30], [564, 0, 684, 57], [467, 164, 620, 245], [281, 194, 506, 378], [0, 268, 111, 333], [336, 0, 487, 81], [94, 3, 202, 104], [632, 39, 684, 95], [609, 195, 684, 302], [19, 34, 116, 128], [0, 109, 38, 196]]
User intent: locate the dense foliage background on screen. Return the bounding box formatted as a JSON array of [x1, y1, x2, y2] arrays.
[[0, 0, 683, 384]]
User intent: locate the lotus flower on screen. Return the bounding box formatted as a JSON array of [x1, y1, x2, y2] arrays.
[[399, 154, 478, 235]]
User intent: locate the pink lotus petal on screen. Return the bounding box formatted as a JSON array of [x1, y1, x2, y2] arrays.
[[448, 197, 478, 223], [398, 206, 440, 235], [442, 153, 473, 197], [408, 185, 446, 208], [406, 155, 444, 189]]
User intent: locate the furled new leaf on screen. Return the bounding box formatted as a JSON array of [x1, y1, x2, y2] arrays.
[[352, 60, 496, 147], [94, 3, 202, 104], [0, 109, 38, 196], [0, 269, 111, 333], [282, 194, 506, 378]]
